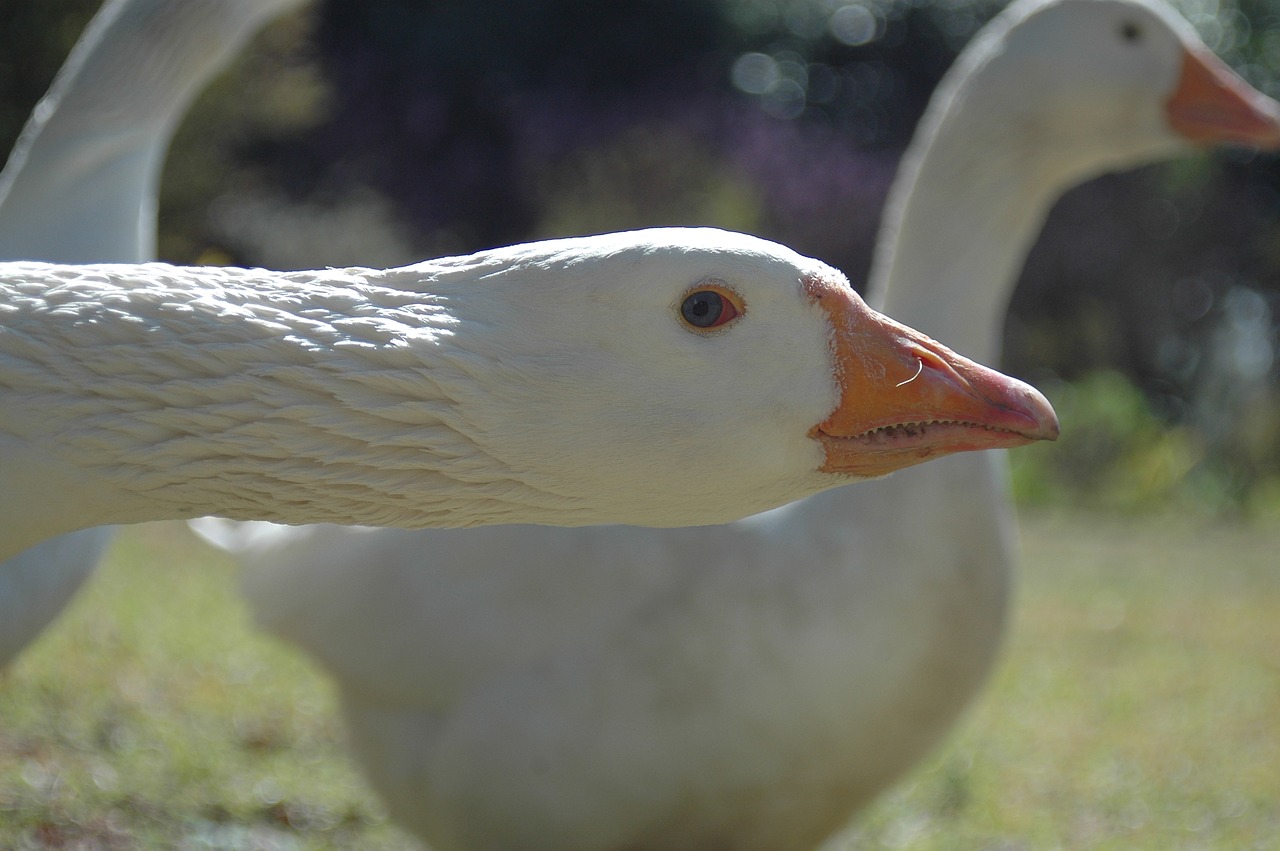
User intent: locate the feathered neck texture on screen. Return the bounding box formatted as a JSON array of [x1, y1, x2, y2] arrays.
[[0, 228, 861, 557], [0, 262, 568, 557]]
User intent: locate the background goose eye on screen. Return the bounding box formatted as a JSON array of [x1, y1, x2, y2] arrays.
[[1119, 20, 1142, 42], [680, 287, 742, 330]]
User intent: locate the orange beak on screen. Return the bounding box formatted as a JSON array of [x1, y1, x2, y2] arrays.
[[804, 274, 1059, 478], [1165, 46, 1280, 149]]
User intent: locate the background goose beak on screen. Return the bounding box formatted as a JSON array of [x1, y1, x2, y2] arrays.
[[1166, 46, 1280, 149]]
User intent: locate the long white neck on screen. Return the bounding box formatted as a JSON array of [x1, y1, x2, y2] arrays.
[[867, 96, 1067, 365], [0, 262, 561, 560], [0, 0, 304, 263], [773, 41, 1087, 552], [865, 7, 1191, 362]]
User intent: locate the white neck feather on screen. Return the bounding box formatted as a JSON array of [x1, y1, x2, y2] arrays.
[[0, 229, 849, 557], [868, 113, 1054, 366], [0, 262, 563, 558]]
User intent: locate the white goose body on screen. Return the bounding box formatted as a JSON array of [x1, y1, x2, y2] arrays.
[[227, 1, 1280, 849], [0, 0, 304, 666], [239, 483, 1010, 851], [0, 227, 1057, 563]]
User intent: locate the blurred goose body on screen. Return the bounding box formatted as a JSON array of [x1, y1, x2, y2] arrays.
[[224, 0, 1280, 848]]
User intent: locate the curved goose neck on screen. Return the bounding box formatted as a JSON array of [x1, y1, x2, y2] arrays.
[[0, 0, 304, 263], [866, 92, 1063, 366], [802, 26, 1085, 555], [865, 0, 1193, 363]]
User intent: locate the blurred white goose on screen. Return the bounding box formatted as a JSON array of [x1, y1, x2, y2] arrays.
[[0, 227, 1059, 564], [221, 1, 1280, 849], [0, 0, 306, 667]]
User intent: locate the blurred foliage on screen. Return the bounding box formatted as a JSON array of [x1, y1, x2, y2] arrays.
[[1013, 369, 1280, 514], [1012, 371, 1205, 511], [5, 0, 1280, 511]]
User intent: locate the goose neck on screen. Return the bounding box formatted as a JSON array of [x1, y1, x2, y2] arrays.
[[867, 126, 1058, 366]]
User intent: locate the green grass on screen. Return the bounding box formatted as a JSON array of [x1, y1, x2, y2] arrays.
[[2, 513, 1279, 849], [838, 511, 1280, 850], [0, 522, 416, 850]]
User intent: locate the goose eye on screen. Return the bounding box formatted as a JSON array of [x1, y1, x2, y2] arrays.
[[679, 286, 742, 331], [1119, 20, 1142, 42]]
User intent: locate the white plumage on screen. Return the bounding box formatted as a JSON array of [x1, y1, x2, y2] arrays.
[[215, 1, 1280, 849], [0, 227, 1057, 563], [0, 0, 307, 264], [0, 0, 306, 667]]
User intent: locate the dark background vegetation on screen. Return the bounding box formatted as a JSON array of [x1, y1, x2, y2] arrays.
[[4, 0, 1280, 511]]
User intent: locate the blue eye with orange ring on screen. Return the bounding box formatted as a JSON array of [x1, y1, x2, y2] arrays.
[[679, 284, 743, 331]]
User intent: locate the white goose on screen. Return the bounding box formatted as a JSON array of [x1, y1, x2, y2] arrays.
[[0, 227, 1059, 563], [221, 1, 1280, 849], [0, 0, 306, 667]]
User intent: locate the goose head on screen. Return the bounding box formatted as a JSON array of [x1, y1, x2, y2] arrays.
[[872, 0, 1280, 361], [943, 0, 1280, 191], [0, 228, 1056, 550], [395, 228, 1058, 527]]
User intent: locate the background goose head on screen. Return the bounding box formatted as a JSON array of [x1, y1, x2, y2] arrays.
[[917, 0, 1279, 201], [872, 0, 1280, 361]]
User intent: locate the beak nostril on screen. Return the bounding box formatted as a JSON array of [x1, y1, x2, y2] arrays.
[[915, 348, 949, 373], [911, 346, 968, 386]]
